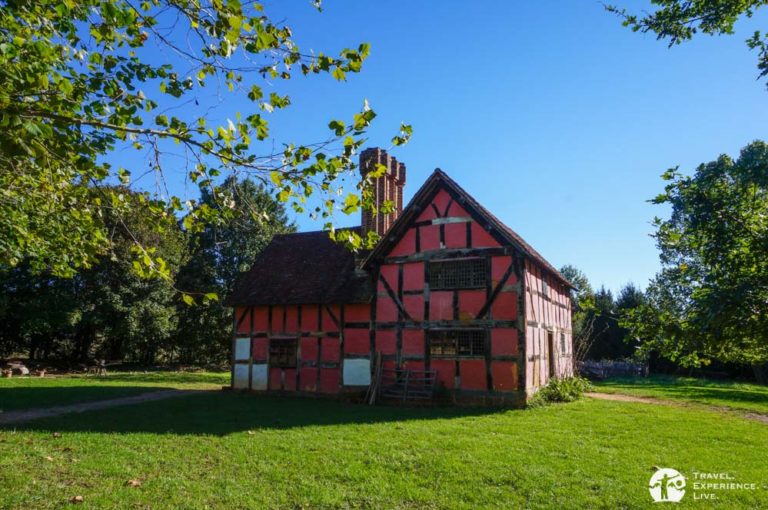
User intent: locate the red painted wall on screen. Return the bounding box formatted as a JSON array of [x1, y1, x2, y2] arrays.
[[524, 261, 573, 391], [372, 188, 522, 394], [233, 303, 363, 394]]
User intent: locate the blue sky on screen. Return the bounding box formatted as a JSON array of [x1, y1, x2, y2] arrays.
[[129, 1, 768, 293]]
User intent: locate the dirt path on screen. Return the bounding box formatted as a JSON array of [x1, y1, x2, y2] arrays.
[[585, 392, 676, 405], [585, 392, 768, 425], [0, 389, 212, 426]]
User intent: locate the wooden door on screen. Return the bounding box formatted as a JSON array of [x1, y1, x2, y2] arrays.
[[547, 331, 556, 379]]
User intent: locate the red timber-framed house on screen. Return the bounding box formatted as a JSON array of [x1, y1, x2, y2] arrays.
[[226, 148, 574, 405]]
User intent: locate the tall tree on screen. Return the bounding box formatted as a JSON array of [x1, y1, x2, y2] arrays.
[[624, 141, 768, 374], [586, 284, 645, 361], [586, 287, 622, 361], [174, 176, 293, 364], [560, 265, 645, 362], [0, 0, 410, 281], [0, 265, 80, 359], [76, 189, 187, 363], [560, 265, 598, 362], [616, 283, 646, 311], [607, 1, 768, 89], [0, 187, 186, 362]]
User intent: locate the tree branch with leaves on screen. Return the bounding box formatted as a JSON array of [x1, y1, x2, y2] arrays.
[[0, 0, 411, 294], [606, 0, 768, 86], [624, 140, 768, 368]]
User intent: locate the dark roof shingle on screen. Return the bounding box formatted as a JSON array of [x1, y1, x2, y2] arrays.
[[225, 230, 372, 306]]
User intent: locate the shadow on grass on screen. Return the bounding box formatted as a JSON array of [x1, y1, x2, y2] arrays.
[[3, 391, 508, 436], [627, 385, 768, 408], [0, 385, 171, 413], [598, 376, 768, 411]]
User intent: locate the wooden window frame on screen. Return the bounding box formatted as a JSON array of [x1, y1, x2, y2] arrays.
[[428, 258, 486, 290], [269, 337, 298, 368], [428, 329, 486, 358]]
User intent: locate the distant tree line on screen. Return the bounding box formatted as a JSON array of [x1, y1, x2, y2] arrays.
[[605, 2, 768, 382], [0, 177, 293, 366], [559, 265, 645, 363], [562, 140, 768, 383]]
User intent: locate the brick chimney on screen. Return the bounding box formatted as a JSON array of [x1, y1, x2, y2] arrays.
[[360, 148, 406, 237]]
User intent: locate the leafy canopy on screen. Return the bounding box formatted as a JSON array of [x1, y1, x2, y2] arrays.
[[0, 0, 411, 281], [0, 177, 293, 363], [174, 176, 294, 363], [607, 1, 768, 87], [624, 140, 768, 366]]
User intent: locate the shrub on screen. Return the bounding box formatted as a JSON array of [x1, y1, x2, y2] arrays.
[[528, 376, 592, 408]]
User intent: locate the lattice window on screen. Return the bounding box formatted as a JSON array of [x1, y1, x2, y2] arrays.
[[429, 330, 486, 358], [560, 333, 566, 354], [429, 258, 486, 290], [269, 338, 297, 368]]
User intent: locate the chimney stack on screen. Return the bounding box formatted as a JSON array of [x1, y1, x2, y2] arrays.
[[359, 148, 406, 238]]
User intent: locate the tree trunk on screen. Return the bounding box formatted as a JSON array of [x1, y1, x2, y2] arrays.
[[28, 336, 38, 361], [753, 363, 768, 385], [76, 324, 94, 361]]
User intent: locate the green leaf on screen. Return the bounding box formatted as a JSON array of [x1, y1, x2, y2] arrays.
[[248, 85, 263, 101], [341, 193, 360, 214], [118, 168, 131, 185], [358, 42, 371, 58], [328, 120, 345, 136], [332, 67, 346, 81]]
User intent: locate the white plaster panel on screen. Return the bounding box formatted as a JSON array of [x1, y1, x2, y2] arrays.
[[234, 337, 250, 361], [343, 358, 371, 386], [233, 364, 249, 389], [251, 364, 268, 391]]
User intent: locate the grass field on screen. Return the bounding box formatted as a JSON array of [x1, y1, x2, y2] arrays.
[[1, 374, 767, 509], [0, 371, 228, 412], [593, 375, 768, 414]]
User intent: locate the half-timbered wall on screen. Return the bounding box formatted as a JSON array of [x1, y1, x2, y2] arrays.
[[524, 260, 573, 391], [372, 187, 524, 401], [231, 180, 573, 404], [231, 303, 372, 395]]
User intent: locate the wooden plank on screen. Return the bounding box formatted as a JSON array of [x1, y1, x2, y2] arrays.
[[235, 307, 249, 331], [383, 246, 511, 264], [379, 273, 413, 321], [375, 320, 518, 329], [476, 259, 516, 319], [516, 254, 527, 393], [248, 306, 254, 390]]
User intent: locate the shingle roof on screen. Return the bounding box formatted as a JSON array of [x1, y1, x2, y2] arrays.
[[225, 229, 372, 306], [364, 169, 573, 288]]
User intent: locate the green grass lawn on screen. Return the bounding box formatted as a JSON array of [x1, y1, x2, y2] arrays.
[[0, 371, 229, 412], [0, 375, 767, 509], [592, 375, 768, 414]]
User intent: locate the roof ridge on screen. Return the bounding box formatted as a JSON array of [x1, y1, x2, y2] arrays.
[[366, 167, 572, 287], [435, 170, 571, 286], [274, 226, 362, 237]]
